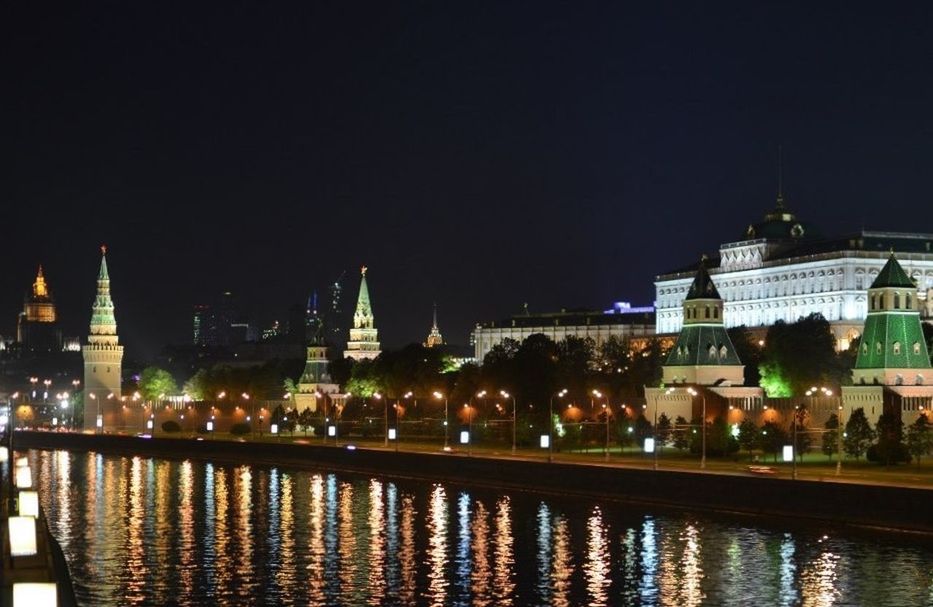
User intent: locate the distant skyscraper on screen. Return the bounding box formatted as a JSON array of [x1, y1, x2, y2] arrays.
[[306, 291, 324, 343], [192, 292, 250, 346], [17, 265, 62, 352], [193, 303, 210, 345], [83, 246, 124, 429], [327, 271, 345, 346], [344, 266, 381, 360], [424, 303, 444, 348]]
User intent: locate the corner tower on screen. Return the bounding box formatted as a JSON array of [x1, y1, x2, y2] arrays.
[[853, 254, 931, 386], [663, 259, 744, 385], [344, 266, 381, 360], [82, 246, 124, 429]]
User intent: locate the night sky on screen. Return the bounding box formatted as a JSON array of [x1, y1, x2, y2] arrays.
[[5, 2, 933, 361]]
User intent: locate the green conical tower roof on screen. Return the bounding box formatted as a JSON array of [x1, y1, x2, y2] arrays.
[[685, 259, 721, 300], [89, 245, 117, 336], [355, 266, 372, 317], [871, 254, 915, 289]]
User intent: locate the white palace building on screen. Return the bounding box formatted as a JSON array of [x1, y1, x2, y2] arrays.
[[655, 196, 933, 350]]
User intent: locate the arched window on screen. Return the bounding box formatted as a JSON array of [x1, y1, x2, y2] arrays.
[[918, 375, 925, 386], [876, 342, 882, 355], [871, 294, 876, 310], [914, 342, 922, 355], [719, 345, 728, 358], [862, 343, 869, 355], [893, 342, 902, 355], [713, 307, 719, 319], [708, 344, 717, 360], [705, 307, 710, 319], [906, 294, 912, 309], [894, 292, 900, 309]]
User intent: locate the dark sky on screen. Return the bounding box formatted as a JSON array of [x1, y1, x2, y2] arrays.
[[4, 2, 933, 361]]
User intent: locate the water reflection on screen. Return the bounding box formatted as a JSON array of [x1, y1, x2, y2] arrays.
[[23, 450, 933, 607]]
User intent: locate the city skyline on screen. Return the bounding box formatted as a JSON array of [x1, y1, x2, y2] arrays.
[[6, 3, 933, 359]]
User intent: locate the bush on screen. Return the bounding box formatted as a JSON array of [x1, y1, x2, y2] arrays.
[[230, 422, 252, 435], [161, 420, 181, 433], [197, 423, 209, 434]]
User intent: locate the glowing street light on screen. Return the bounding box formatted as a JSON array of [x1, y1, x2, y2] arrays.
[[500, 390, 516, 454], [433, 391, 448, 450], [687, 387, 706, 469], [549, 389, 568, 463]]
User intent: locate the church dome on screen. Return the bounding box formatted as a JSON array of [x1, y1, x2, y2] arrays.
[[744, 196, 817, 241]]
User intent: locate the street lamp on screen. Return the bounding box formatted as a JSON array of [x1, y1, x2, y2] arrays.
[[500, 390, 516, 454], [549, 389, 568, 463], [433, 391, 448, 450], [687, 387, 706, 469], [592, 390, 611, 461], [88, 393, 99, 433]]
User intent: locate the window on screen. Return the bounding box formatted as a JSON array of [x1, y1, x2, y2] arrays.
[[871, 295, 876, 310], [713, 307, 719, 319], [705, 307, 710, 319], [894, 293, 900, 309], [862, 343, 869, 355], [914, 342, 922, 355], [708, 345, 717, 360], [719, 345, 728, 358], [876, 342, 882, 355], [906, 294, 912, 309], [893, 342, 901, 355]]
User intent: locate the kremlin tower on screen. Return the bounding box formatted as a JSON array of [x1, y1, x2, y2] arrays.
[[82, 246, 124, 430], [344, 266, 381, 360]]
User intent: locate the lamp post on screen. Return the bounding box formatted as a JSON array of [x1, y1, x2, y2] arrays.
[[472, 391, 487, 457], [687, 387, 706, 469], [592, 389, 610, 461], [499, 390, 516, 454], [7, 391, 19, 510], [402, 391, 414, 451], [374, 392, 387, 447], [549, 389, 568, 463], [835, 398, 843, 476], [433, 391, 448, 450]]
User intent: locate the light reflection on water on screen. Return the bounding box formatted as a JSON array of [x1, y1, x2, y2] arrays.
[[21, 449, 933, 607]]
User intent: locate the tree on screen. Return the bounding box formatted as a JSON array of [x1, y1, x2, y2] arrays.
[[758, 314, 847, 395], [822, 413, 840, 459], [138, 367, 177, 401], [298, 408, 315, 436], [633, 414, 652, 450], [791, 419, 812, 462], [906, 414, 932, 464], [728, 326, 762, 387], [870, 412, 907, 466], [283, 378, 299, 398], [656, 413, 673, 449], [758, 421, 788, 462], [737, 418, 758, 459], [183, 369, 209, 401], [844, 408, 875, 460], [673, 415, 690, 451], [706, 416, 739, 457]]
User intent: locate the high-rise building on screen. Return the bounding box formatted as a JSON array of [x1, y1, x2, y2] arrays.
[[424, 303, 444, 348], [192, 292, 251, 346], [83, 246, 124, 429], [344, 266, 381, 360], [17, 265, 62, 352], [327, 272, 345, 346]]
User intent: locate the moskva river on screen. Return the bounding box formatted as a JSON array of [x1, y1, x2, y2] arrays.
[[23, 449, 933, 606]]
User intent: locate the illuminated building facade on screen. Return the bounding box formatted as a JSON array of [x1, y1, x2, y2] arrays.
[[473, 302, 657, 362], [82, 247, 124, 429], [655, 197, 933, 350], [17, 265, 62, 352], [344, 266, 381, 360], [294, 299, 339, 412], [424, 303, 444, 348]]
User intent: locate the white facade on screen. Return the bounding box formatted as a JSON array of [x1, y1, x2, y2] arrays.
[[473, 313, 654, 362], [656, 232, 933, 350]]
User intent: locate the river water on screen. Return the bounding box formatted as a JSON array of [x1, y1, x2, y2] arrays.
[[20, 449, 933, 606]]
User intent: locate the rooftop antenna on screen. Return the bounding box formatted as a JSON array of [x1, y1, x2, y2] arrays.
[[776, 145, 784, 209]]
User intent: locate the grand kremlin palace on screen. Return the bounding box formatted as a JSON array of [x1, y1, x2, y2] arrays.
[[655, 198, 933, 350]]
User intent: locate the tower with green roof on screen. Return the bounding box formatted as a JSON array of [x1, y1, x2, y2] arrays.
[[852, 254, 931, 386], [82, 246, 124, 429], [344, 266, 381, 360], [663, 259, 745, 386]]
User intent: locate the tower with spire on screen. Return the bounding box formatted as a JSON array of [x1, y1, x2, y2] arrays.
[[852, 253, 931, 386], [662, 258, 745, 386], [82, 246, 124, 429], [424, 303, 444, 348], [295, 291, 339, 412], [17, 264, 62, 351], [344, 266, 381, 360]]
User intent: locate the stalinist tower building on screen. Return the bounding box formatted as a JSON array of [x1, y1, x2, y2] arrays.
[[82, 246, 124, 429], [344, 266, 381, 360]]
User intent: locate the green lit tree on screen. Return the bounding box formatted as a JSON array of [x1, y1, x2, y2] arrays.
[[844, 408, 875, 460], [298, 407, 315, 436], [737, 418, 759, 459], [138, 367, 177, 401], [906, 414, 932, 465]]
